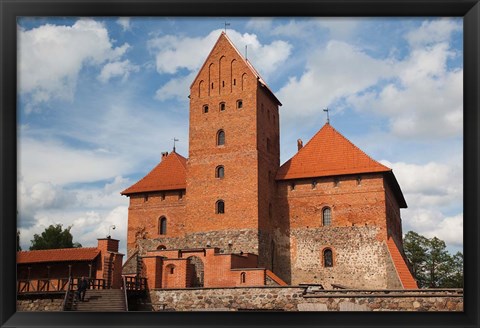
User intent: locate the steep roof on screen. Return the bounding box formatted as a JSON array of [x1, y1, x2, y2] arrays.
[[121, 151, 187, 195], [277, 123, 391, 180], [17, 247, 100, 264], [190, 32, 281, 106]]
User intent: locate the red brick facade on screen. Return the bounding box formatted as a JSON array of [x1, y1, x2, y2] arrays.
[[122, 32, 416, 289]]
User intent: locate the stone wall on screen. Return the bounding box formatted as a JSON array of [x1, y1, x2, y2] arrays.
[[147, 287, 463, 312], [136, 229, 260, 258], [289, 226, 396, 288], [17, 294, 64, 311]]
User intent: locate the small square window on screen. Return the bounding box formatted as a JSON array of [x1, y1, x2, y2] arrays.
[[161, 193, 165, 201], [356, 176, 362, 185]]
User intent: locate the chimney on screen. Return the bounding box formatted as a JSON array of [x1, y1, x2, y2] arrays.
[[297, 139, 303, 151], [97, 238, 119, 253], [161, 151, 169, 161]]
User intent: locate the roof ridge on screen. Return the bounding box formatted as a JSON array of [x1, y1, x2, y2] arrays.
[[326, 124, 391, 171], [18, 247, 98, 253], [276, 123, 391, 181]]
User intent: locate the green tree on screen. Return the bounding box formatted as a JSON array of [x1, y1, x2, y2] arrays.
[[403, 231, 429, 286], [403, 231, 463, 288], [30, 224, 82, 250]]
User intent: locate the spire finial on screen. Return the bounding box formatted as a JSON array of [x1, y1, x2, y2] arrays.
[[173, 138, 179, 152], [323, 108, 330, 124], [224, 21, 230, 34]]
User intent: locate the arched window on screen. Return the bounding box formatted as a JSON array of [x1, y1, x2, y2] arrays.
[[322, 207, 331, 226], [240, 272, 246, 283], [216, 200, 225, 214], [219, 102, 226, 111], [159, 217, 167, 235], [237, 99, 243, 109], [166, 264, 175, 274], [157, 245, 167, 250], [323, 248, 333, 267], [216, 165, 225, 179], [203, 104, 209, 113], [217, 130, 225, 146]]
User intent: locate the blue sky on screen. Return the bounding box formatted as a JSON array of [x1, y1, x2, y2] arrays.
[[17, 17, 463, 257]]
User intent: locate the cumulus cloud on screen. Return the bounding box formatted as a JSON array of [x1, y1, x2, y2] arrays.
[[402, 209, 463, 247], [98, 60, 140, 83], [405, 19, 462, 47], [18, 174, 130, 254], [382, 160, 462, 209], [155, 72, 196, 101], [116, 17, 131, 31], [148, 29, 291, 77], [18, 19, 131, 111], [19, 137, 133, 186], [277, 40, 394, 125]]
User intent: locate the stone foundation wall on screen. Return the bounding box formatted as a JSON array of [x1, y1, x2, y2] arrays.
[[136, 229, 260, 258], [17, 294, 64, 311], [289, 226, 395, 288], [147, 287, 463, 312]]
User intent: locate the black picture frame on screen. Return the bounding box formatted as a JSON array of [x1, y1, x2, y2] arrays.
[[1, 1, 478, 327]]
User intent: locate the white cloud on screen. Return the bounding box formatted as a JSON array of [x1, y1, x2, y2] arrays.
[[405, 19, 462, 47], [246, 18, 273, 31], [148, 29, 291, 78], [98, 60, 140, 83], [382, 160, 462, 209], [19, 137, 133, 186], [116, 17, 131, 31], [18, 19, 131, 111], [403, 209, 463, 247], [278, 40, 393, 125], [155, 72, 196, 101]]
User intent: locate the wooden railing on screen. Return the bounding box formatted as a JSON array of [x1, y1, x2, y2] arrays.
[[17, 278, 70, 293], [124, 276, 147, 291], [18, 277, 108, 294]]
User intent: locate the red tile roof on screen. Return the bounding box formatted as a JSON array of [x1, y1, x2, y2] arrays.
[[276, 123, 391, 180], [386, 238, 418, 289], [17, 247, 100, 264], [121, 151, 187, 195]]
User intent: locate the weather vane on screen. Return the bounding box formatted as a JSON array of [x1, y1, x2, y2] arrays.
[[323, 108, 330, 124], [173, 138, 179, 152], [224, 21, 230, 33]]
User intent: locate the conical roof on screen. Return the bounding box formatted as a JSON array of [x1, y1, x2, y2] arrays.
[[121, 151, 187, 195]]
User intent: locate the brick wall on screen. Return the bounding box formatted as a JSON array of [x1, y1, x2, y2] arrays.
[[127, 191, 186, 255]]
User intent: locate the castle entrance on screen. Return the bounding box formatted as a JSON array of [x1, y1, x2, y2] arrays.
[[187, 256, 204, 287]]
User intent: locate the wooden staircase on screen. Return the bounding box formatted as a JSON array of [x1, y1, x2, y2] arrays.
[[69, 289, 127, 312]]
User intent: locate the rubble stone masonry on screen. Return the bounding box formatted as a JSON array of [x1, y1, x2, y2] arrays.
[[146, 287, 463, 311]]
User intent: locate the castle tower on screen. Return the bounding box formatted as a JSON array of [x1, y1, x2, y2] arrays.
[[185, 32, 281, 268]]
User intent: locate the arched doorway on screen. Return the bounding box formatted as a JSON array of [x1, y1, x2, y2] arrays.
[[187, 256, 204, 287]]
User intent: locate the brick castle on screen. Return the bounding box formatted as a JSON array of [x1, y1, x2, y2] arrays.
[[121, 32, 417, 290]]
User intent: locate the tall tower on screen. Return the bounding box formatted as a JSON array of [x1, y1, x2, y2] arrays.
[[186, 32, 281, 268]]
